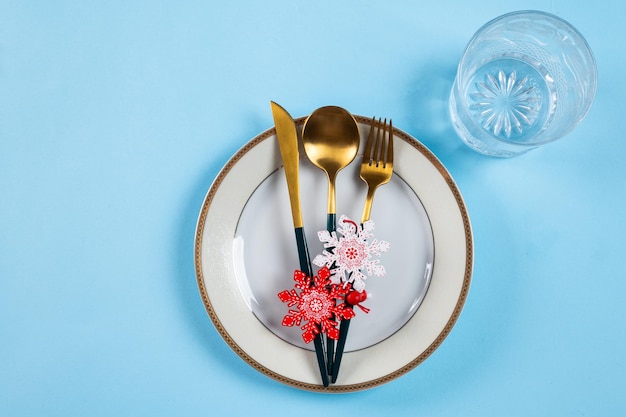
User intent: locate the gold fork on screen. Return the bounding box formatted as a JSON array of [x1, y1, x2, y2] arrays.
[[360, 117, 394, 223], [331, 116, 394, 383]]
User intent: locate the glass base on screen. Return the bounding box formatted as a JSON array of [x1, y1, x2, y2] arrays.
[[449, 80, 540, 158]]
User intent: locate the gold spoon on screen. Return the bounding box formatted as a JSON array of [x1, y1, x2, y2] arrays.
[[302, 106, 360, 375]]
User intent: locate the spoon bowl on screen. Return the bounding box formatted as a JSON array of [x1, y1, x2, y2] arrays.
[[302, 106, 360, 217]]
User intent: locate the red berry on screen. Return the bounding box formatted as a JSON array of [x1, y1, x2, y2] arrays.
[[346, 290, 367, 305]]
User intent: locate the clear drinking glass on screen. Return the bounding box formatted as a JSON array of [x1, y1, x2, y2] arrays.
[[449, 10, 597, 157]]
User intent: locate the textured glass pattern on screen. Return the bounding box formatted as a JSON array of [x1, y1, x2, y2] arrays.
[[469, 70, 542, 139]]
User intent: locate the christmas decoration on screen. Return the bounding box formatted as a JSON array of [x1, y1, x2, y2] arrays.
[[277, 266, 355, 343], [313, 215, 390, 292]]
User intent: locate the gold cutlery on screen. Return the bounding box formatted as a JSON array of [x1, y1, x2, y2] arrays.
[[331, 116, 394, 383], [270, 101, 329, 387], [302, 106, 360, 374]]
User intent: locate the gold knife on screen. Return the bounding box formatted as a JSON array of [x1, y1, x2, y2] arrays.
[[270, 101, 329, 387]]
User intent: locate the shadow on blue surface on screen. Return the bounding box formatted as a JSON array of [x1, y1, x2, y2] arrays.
[[403, 58, 480, 170]]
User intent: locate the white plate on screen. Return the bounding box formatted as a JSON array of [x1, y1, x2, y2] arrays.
[[194, 115, 472, 392]]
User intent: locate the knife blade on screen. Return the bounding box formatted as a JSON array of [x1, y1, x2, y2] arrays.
[[270, 101, 329, 387]]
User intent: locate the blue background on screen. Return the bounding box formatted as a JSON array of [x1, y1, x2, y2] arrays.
[[1, 1, 624, 416]]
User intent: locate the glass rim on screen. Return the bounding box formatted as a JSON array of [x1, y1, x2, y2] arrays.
[[463, 10, 597, 70]]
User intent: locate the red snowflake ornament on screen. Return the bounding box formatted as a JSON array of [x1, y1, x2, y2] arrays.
[[277, 266, 356, 343]]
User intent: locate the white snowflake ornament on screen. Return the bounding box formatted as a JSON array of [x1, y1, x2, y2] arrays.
[[313, 215, 390, 292]]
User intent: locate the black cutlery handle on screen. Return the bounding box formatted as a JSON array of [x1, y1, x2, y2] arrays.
[[326, 213, 336, 234], [294, 227, 312, 276], [325, 213, 337, 376], [331, 315, 350, 383], [294, 226, 329, 387]]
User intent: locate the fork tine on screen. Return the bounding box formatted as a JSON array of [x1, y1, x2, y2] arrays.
[[386, 119, 393, 168], [363, 116, 376, 163], [375, 118, 384, 167]]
